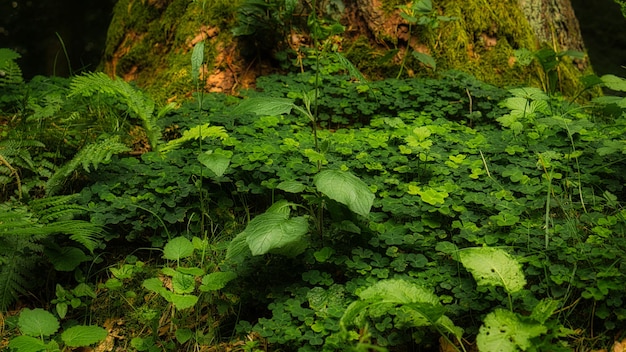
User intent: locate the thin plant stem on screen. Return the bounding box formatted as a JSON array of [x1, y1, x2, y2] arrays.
[[396, 22, 413, 79], [55, 32, 73, 76]]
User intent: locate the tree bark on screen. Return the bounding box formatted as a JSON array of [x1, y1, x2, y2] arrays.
[[102, 0, 591, 101]]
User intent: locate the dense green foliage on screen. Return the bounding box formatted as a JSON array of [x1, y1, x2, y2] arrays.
[[2, 43, 626, 351]]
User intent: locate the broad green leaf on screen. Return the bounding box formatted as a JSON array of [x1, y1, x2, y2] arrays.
[[177, 266, 205, 276], [458, 247, 526, 293], [61, 325, 108, 347], [198, 149, 231, 177], [191, 41, 205, 82], [18, 308, 60, 337], [357, 279, 440, 305], [341, 279, 454, 331], [245, 213, 309, 256], [277, 180, 307, 193], [162, 236, 194, 261], [56, 302, 68, 320], [226, 230, 252, 262], [476, 309, 547, 352], [314, 169, 375, 217], [200, 271, 238, 291], [558, 49, 585, 59], [266, 199, 293, 216], [142, 278, 168, 296], [435, 315, 464, 339], [171, 272, 196, 294], [170, 293, 198, 309], [601, 74, 626, 92], [232, 97, 295, 116], [412, 51, 436, 70], [175, 328, 193, 344], [8, 335, 47, 352], [415, 0, 433, 13], [45, 246, 89, 272]]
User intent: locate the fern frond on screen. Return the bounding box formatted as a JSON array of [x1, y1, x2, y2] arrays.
[[0, 203, 44, 310], [0, 198, 103, 309], [0, 203, 41, 235], [46, 136, 130, 196], [0, 139, 46, 170], [0, 48, 24, 87], [0, 238, 39, 311], [69, 72, 163, 151], [161, 123, 229, 153], [44, 220, 102, 252], [29, 194, 86, 222]]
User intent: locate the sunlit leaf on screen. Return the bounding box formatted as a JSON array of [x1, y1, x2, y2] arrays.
[[232, 97, 295, 116], [163, 236, 194, 261], [245, 213, 309, 256], [458, 247, 526, 293], [175, 328, 193, 344], [601, 74, 626, 92], [198, 149, 231, 177], [200, 271, 238, 291], [61, 325, 108, 347], [477, 309, 546, 351], [191, 41, 205, 82], [8, 335, 46, 352], [412, 51, 436, 70], [170, 293, 198, 309], [314, 169, 375, 217], [18, 308, 59, 337], [277, 180, 307, 193]]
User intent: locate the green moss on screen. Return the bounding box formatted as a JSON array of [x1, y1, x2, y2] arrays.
[[382, 0, 407, 14], [345, 36, 398, 80], [389, 0, 588, 94], [104, 0, 241, 102]]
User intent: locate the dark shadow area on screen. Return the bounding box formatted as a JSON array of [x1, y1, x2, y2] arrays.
[[0, 0, 116, 78], [571, 0, 626, 76]]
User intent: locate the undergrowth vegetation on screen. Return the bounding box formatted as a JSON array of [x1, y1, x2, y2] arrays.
[[2, 36, 626, 351]]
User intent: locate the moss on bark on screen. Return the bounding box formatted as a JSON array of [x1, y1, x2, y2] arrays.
[[103, 0, 593, 101]]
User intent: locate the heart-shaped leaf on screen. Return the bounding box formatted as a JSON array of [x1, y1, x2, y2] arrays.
[[163, 237, 194, 261], [18, 308, 59, 337], [198, 149, 231, 177]]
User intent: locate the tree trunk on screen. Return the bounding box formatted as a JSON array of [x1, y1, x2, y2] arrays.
[[102, 0, 591, 101]]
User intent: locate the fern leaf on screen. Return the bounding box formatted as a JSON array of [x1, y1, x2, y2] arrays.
[[43, 220, 103, 252], [69, 72, 163, 151], [46, 136, 130, 196], [0, 243, 37, 311], [0, 48, 24, 87], [161, 124, 229, 153], [0, 206, 43, 310], [29, 194, 87, 222]]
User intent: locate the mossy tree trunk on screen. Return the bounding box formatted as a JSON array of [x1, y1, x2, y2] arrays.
[[103, 0, 591, 101]]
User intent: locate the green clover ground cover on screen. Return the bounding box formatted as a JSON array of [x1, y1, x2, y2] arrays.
[[3, 64, 626, 351]]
